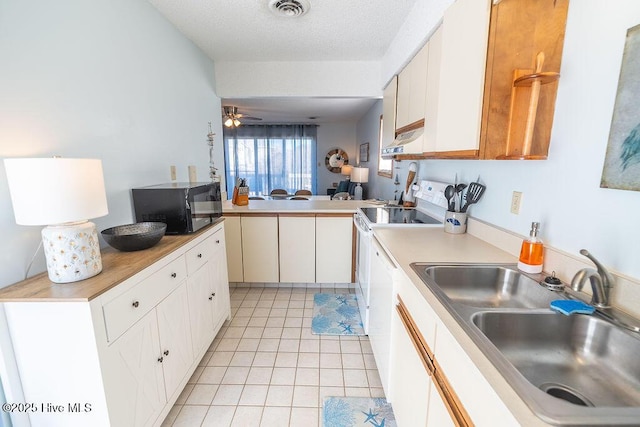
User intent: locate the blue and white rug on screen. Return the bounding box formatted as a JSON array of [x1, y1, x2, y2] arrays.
[[323, 397, 396, 427], [311, 293, 365, 336]]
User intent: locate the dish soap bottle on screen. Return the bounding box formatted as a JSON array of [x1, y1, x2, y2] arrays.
[[518, 222, 544, 273]]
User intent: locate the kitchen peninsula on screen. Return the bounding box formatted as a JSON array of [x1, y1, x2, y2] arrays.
[[222, 199, 376, 285]]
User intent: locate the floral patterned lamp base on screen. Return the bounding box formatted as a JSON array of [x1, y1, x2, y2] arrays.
[[41, 221, 103, 283]]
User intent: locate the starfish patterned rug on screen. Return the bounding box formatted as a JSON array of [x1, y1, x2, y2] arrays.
[[311, 293, 365, 336], [323, 397, 396, 427]]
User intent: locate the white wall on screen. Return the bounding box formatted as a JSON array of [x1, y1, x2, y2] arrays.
[[316, 122, 358, 194], [0, 0, 224, 288], [354, 101, 386, 199], [364, 1, 640, 281], [216, 61, 382, 98]]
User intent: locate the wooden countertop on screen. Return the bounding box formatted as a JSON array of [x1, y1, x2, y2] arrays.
[[0, 220, 224, 303]]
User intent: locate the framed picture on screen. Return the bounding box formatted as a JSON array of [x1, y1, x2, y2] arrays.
[[601, 23, 640, 191], [359, 143, 369, 163]]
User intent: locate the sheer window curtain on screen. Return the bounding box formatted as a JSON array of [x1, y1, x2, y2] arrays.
[[224, 125, 318, 196]]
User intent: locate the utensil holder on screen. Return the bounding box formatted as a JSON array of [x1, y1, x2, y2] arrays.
[[444, 211, 467, 234]]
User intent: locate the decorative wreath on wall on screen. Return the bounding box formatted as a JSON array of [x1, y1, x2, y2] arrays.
[[325, 148, 349, 173]]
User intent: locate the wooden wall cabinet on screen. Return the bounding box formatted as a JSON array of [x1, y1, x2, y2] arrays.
[[479, 0, 570, 160], [389, 0, 569, 161]]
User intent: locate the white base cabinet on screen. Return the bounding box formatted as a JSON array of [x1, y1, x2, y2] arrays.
[[225, 213, 354, 284], [2, 222, 230, 427], [241, 215, 280, 282], [367, 237, 396, 395], [388, 269, 518, 427], [279, 215, 316, 283], [316, 215, 353, 283]]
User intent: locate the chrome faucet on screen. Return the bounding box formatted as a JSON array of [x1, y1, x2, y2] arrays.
[[571, 249, 615, 309]]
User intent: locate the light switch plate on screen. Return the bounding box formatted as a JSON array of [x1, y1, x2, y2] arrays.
[[511, 191, 522, 214]]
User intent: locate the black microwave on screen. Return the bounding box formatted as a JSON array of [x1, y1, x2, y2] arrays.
[[132, 182, 222, 234]]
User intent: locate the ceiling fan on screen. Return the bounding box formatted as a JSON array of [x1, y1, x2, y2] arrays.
[[222, 106, 262, 128]]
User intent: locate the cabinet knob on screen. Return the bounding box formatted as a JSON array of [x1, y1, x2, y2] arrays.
[[164, 350, 169, 356], [212, 292, 216, 297], [132, 301, 140, 308], [197, 253, 202, 258], [208, 295, 213, 300], [215, 239, 220, 244], [171, 272, 177, 278], [157, 356, 164, 363]]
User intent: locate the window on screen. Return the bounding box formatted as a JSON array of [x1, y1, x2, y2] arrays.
[[224, 125, 317, 196], [377, 115, 393, 178]]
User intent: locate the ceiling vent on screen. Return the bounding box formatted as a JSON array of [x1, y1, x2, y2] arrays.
[[268, 0, 310, 17]]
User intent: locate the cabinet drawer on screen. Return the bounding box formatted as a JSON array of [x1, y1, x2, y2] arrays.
[[186, 237, 213, 274], [103, 256, 187, 342]]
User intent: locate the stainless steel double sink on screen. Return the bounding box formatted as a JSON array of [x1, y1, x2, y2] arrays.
[[411, 263, 640, 426]]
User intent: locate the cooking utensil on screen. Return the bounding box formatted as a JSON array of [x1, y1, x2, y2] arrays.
[[460, 182, 486, 213], [455, 184, 467, 212], [445, 185, 456, 212]]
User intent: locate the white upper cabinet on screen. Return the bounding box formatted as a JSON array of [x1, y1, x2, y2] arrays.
[[395, 42, 429, 131], [435, 0, 491, 155], [382, 76, 398, 150], [423, 25, 443, 154]]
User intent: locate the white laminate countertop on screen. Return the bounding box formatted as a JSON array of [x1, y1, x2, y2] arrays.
[[223, 199, 380, 214], [372, 227, 549, 426]]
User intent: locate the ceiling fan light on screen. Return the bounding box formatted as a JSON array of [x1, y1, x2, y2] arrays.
[[233, 119, 241, 127], [224, 118, 234, 127]]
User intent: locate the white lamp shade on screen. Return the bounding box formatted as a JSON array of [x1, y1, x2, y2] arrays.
[[4, 158, 108, 225], [351, 167, 369, 183]]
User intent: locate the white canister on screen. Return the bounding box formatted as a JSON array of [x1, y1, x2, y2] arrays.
[[444, 211, 467, 234]]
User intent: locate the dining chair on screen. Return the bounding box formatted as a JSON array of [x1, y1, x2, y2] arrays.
[[248, 196, 265, 200], [290, 196, 308, 200], [270, 189, 288, 195], [294, 189, 312, 196]]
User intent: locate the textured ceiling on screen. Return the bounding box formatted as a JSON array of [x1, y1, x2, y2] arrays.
[[148, 0, 419, 62]]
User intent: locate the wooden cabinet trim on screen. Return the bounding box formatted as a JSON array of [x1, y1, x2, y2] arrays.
[[395, 119, 425, 137], [315, 213, 353, 218], [278, 213, 317, 218]]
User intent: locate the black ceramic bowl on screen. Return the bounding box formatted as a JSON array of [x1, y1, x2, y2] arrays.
[[101, 222, 167, 252]]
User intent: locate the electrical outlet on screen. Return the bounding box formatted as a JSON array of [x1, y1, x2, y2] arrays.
[[511, 191, 522, 214], [170, 165, 177, 181]]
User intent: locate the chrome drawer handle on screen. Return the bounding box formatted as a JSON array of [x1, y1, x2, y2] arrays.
[[171, 272, 177, 278], [197, 253, 202, 258], [132, 301, 140, 308]]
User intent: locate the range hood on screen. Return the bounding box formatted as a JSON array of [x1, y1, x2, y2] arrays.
[[382, 127, 425, 157]]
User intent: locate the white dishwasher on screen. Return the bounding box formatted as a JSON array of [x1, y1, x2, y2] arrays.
[[368, 235, 397, 396]]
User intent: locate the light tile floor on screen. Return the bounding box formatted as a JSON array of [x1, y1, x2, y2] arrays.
[[162, 286, 384, 427]]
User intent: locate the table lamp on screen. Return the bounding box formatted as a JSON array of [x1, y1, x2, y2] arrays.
[[4, 158, 109, 283], [351, 167, 369, 200], [341, 164, 353, 179]]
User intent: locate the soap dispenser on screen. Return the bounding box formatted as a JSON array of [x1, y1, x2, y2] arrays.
[[518, 222, 544, 273]]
